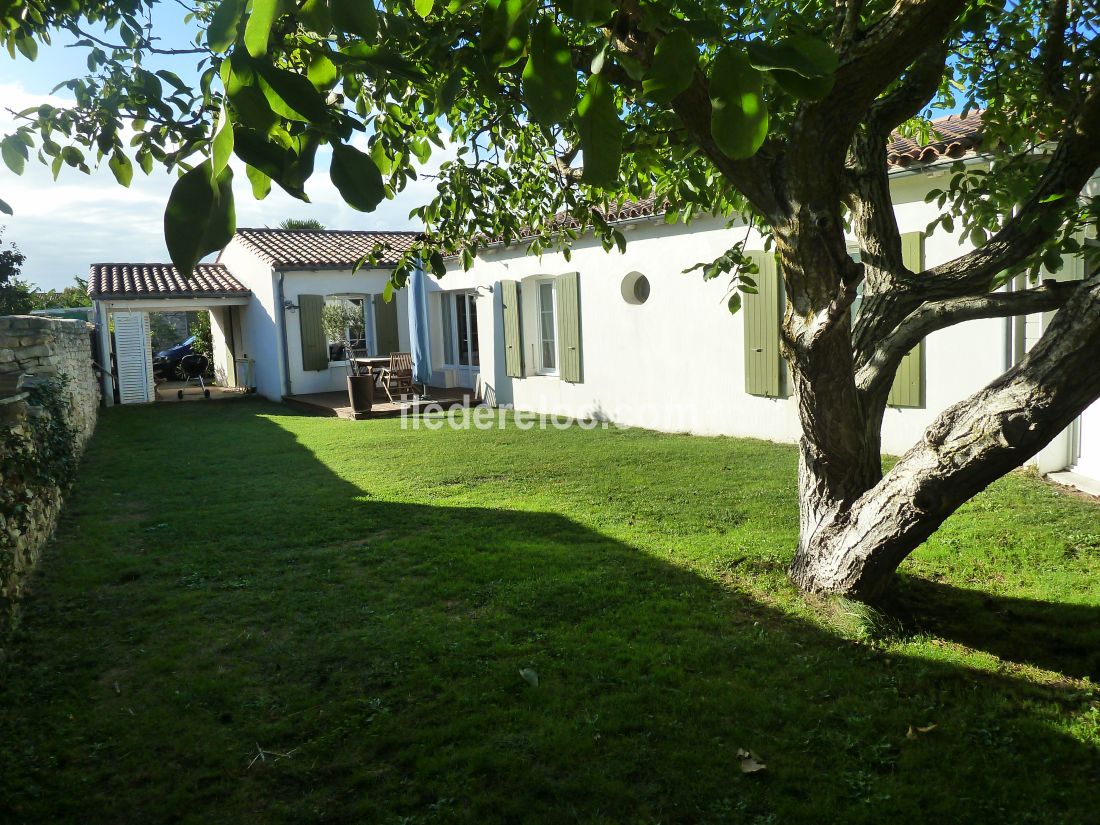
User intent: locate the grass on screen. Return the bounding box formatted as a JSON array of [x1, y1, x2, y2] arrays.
[[1, 400, 1098, 824]]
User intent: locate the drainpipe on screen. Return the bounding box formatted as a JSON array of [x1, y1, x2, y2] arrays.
[[276, 270, 292, 396]]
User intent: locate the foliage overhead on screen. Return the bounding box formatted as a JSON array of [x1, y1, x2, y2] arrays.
[[0, 0, 1094, 290]]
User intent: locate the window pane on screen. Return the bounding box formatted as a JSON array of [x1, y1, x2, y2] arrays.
[[348, 298, 366, 350], [441, 294, 455, 364], [456, 294, 470, 366], [539, 282, 556, 370], [468, 295, 480, 367]]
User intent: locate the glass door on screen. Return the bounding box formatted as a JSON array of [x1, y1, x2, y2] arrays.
[[442, 292, 480, 387]]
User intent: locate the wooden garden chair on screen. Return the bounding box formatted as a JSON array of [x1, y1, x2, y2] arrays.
[[377, 352, 418, 401]]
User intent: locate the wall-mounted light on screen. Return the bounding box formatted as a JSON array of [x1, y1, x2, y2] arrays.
[[475, 285, 493, 296], [283, 300, 299, 312]]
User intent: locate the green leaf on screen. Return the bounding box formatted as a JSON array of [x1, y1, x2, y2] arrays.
[[727, 292, 742, 314], [244, 0, 280, 58], [562, 0, 614, 26], [211, 104, 235, 177], [642, 29, 697, 104], [1, 138, 27, 175], [164, 161, 236, 276], [482, 0, 532, 68], [340, 44, 424, 79], [331, 0, 378, 40], [109, 151, 133, 187], [709, 48, 768, 160], [138, 151, 154, 175], [575, 74, 622, 189], [746, 36, 836, 79], [233, 126, 309, 199], [245, 164, 272, 199], [257, 63, 332, 123], [414, 0, 434, 18], [755, 35, 837, 101], [15, 35, 37, 61], [223, 53, 279, 134], [298, 0, 332, 32], [772, 70, 833, 101], [207, 0, 246, 52], [330, 142, 386, 211], [307, 53, 338, 90], [0, 196, 11, 216], [522, 18, 576, 127], [428, 250, 446, 277]]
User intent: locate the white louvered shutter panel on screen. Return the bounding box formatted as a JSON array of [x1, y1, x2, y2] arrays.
[[115, 311, 154, 404]]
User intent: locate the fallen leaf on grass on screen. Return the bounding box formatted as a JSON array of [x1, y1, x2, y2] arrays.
[[906, 723, 937, 740], [737, 748, 766, 773]]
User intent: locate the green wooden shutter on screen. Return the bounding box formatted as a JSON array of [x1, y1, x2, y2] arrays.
[[298, 294, 328, 371], [374, 294, 400, 354], [888, 232, 925, 407], [500, 280, 523, 378], [555, 272, 582, 383], [743, 252, 782, 397]]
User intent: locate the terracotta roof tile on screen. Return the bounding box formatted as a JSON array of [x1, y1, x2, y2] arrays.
[[886, 111, 983, 167], [87, 263, 250, 300], [230, 228, 422, 269]]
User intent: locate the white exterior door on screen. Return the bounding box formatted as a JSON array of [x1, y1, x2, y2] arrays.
[[440, 292, 480, 387], [1072, 400, 1100, 482], [114, 311, 154, 404]]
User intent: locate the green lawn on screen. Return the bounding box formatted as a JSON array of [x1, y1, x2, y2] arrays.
[[1, 401, 1098, 824]]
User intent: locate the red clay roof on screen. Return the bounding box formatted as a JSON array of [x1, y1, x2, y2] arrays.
[[886, 111, 983, 167], [230, 228, 422, 269], [88, 263, 249, 300]]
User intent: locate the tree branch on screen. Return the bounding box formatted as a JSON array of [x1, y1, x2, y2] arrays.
[[668, 71, 782, 219], [810, 269, 1100, 599], [1040, 0, 1070, 104], [916, 83, 1100, 298], [856, 278, 1081, 397], [868, 41, 951, 133], [792, 0, 967, 179]]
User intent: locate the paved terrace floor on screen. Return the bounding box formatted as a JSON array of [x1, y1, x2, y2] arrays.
[[284, 386, 474, 419]]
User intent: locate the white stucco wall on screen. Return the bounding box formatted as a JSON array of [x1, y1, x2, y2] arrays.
[[217, 239, 281, 400], [280, 268, 410, 396], [438, 165, 1016, 457]]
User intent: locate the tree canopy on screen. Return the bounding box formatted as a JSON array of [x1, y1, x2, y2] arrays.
[[1, 1, 1095, 281], [0, 228, 33, 316]]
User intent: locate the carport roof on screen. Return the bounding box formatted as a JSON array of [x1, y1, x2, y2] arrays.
[[88, 263, 251, 300]]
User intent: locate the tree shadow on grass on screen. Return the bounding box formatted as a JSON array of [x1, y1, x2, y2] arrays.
[[892, 577, 1100, 681], [1, 402, 1097, 824]]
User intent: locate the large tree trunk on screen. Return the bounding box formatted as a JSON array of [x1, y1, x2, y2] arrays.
[[789, 272, 1100, 600]]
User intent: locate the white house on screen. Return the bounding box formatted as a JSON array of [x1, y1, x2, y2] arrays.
[[211, 228, 422, 399], [90, 113, 1100, 492]]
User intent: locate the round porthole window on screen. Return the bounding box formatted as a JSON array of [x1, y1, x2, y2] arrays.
[[621, 272, 651, 305]]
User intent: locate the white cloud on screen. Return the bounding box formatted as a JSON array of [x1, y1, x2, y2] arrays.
[[0, 81, 452, 291]]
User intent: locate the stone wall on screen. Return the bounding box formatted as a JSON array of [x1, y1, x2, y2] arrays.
[[0, 315, 100, 631]]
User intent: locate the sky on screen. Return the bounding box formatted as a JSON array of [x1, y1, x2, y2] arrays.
[[0, 8, 439, 291]]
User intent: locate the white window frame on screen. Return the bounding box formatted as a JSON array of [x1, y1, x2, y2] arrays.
[[536, 278, 559, 376]]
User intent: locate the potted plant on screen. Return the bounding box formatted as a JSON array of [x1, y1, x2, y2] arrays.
[[320, 301, 373, 418]]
